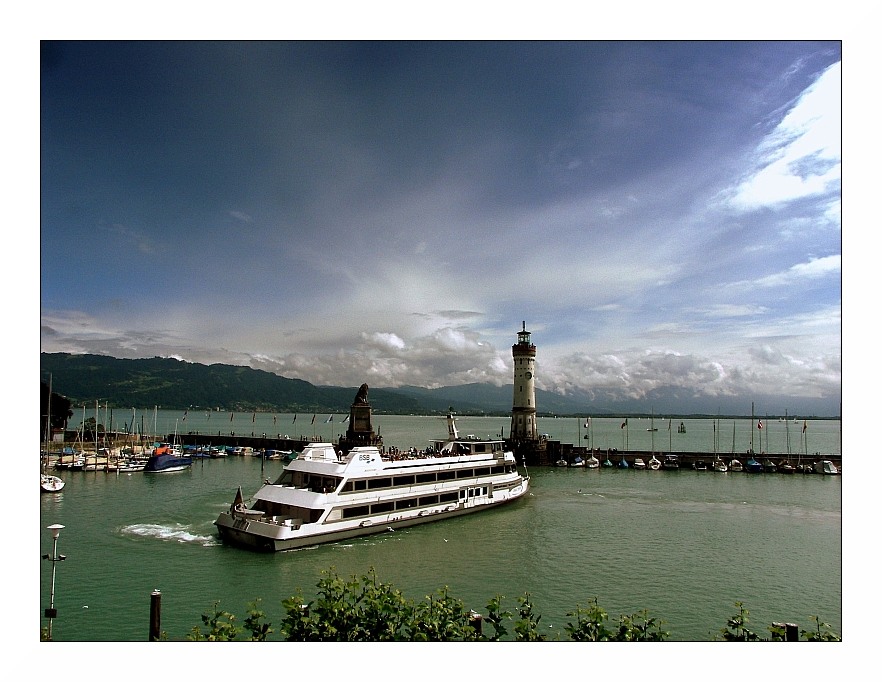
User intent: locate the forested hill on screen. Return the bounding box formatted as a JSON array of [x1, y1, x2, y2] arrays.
[[39, 353, 424, 414], [39, 353, 491, 415]]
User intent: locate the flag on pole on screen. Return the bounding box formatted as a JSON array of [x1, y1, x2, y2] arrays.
[[292, 414, 297, 423], [757, 420, 763, 430], [252, 412, 256, 423], [621, 418, 628, 429], [230, 412, 234, 422], [183, 409, 188, 422], [311, 414, 316, 424], [342, 415, 349, 423], [326, 415, 333, 423], [273, 415, 277, 425], [803, 420, 807, 433]]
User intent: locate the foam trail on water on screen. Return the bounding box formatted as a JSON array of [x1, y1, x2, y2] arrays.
[[122, 523, 217, 546]]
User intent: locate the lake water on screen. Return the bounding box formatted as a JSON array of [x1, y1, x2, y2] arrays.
[[38, 413, 842, 646]]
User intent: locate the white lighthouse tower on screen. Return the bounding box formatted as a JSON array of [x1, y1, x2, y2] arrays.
[[510, 321, 538, 442]]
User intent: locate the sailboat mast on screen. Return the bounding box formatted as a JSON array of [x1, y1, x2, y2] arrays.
[[43, 374, 52, 472], [750, 402, 755, 454]]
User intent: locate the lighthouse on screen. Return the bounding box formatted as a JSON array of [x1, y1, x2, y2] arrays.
[[510, 321, 538, 442]]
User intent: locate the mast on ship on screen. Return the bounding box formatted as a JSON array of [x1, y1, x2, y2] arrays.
[[446, 411, 459, 440]]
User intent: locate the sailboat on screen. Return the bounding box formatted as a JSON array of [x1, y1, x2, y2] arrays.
[[728, 420, 743, 472], [41, 376, 65, 493], [712, 417, 728, 471], [144, 420, 193, 473]]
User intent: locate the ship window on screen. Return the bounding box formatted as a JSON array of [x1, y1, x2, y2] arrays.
[[416, 472, 436, 483], [394, 475, 415, 486], [439, 492, 458, 503], [368, 477, 392, 490], [419, 495, 439, 505], [474, 467, 491, 477], [371, 501, 393, 513], [438, 470, 455, 481], [395, 498, 417, 510], [456, 468, 474, 478], [353, 479, 367, 491], [343, 505, 369, 519], [492, 466, 505, 475]]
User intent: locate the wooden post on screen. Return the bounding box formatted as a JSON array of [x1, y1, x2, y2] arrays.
[[149, 589, 161, 641]]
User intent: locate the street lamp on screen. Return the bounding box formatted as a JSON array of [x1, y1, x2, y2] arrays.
[[42, 523, 66, 641]]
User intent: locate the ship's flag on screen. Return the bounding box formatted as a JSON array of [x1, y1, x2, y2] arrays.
[[252, 412, 256, 423], [292, 414, 297, 423], [803, 420, 807, 433], [311, 414, 316, 424], [621, 418, 628, 429], [183, 409, 188, 422], [757, 420, 763, 430], [230, 412, 234, 422]]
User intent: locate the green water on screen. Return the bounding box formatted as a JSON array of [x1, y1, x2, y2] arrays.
[[39, 415, 841, 642]]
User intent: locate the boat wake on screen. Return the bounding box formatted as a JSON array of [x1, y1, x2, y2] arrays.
[[121, 523, 218, 546]]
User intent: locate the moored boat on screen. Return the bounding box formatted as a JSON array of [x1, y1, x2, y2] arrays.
[[633, 457, 646, 470], [144, 444, 193, 473], [729, 459, 743, 472], [778, 460, 795, 474], [712, 458, 728, 473], [813, 459, 839, 475], [763, 459, 778, 473], [647, 455, 661, 470], [745, 457, 763, 473], [41, 473, 65, 493], [662, 454, 679, 470], [214, 413, 530, 552], [586, 455, 600, 469], [693, 460, 707, 471]]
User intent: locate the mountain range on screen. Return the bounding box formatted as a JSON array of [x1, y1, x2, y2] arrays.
[[40, 352, 839, 418]]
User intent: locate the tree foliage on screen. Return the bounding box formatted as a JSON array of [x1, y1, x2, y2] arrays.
[[184, 569, 837, 642]]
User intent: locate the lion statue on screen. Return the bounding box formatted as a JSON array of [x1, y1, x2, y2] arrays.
[[354, 383, 370, 404]]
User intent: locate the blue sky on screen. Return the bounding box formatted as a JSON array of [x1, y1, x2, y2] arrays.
[[38, 39, 842, 412]]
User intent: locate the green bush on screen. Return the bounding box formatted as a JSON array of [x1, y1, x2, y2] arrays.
[[186, 569, 838, 642]]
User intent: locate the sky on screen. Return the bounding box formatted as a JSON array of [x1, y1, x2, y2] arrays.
[[38, 39, 843, 413]]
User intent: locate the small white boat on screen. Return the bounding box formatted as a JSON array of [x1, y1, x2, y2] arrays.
[[633, 457, 646, 470], [41, 473, 65, 493], [586, 455, 600, 469], [647, 455, 661, 470], [813, 459, 839, 475], [729, 459, 743, 472], [712, 458, 728, 472]]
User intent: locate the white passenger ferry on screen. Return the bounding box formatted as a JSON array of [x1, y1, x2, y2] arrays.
[[214, 414, 530, 552]]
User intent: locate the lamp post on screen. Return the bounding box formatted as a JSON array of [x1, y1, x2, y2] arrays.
[[42, 523, 66, 641]]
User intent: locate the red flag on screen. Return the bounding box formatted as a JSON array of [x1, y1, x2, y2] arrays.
[[757, 420, 763, 430]]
